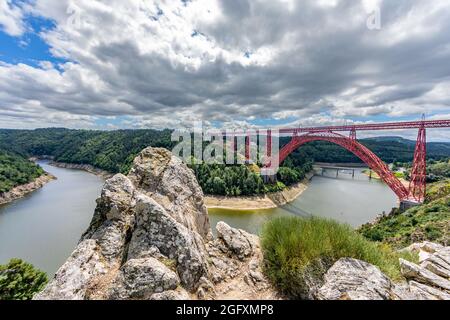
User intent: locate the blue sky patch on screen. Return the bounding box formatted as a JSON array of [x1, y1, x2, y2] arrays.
[[0, 14, 67, 68]]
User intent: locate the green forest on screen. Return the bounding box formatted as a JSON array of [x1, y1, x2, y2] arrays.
[[0, 151, 44, 193], [190, 160, 313, 196], [1, 128, 450, 195]]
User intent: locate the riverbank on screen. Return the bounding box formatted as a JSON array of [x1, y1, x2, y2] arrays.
[[205, 173, 313, 210], [0, 173, 56, 205], [48, 161, 112, 179], [30, 156, 112, 179]]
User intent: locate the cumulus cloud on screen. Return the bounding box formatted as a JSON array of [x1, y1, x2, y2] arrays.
[[0, 0, 449, 137], [0, 0, 26, 36]]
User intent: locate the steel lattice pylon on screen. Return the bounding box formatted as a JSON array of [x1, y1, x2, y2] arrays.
[[408, 125, 427, 202]]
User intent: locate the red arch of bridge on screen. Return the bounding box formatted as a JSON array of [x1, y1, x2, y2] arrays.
[[277, 132, 410, 201]]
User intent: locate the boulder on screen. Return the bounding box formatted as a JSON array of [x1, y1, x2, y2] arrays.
[[316, 258, 400, 300], [400, 241, 444, 263], [420, 247, 450, 279], [128, 194, 209, 290], [400, 258, 450, 291], [127, 147, 211, 239], [216, 222, 258, 260], [150, 289, 190, 300], [108, 258, 180, 299], [409, 281, 450, 300]]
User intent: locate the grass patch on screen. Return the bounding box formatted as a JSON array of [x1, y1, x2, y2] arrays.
[[260, 216, 416, 299]]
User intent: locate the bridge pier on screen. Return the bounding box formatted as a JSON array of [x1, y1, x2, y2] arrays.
[[318, 166, 355, 179], [400, 200, 421, 212]]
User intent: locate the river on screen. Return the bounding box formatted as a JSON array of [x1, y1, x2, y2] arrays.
[[0, 164, 397, 276], [0, 161, 104, 276], [208, 168, 398, 236]]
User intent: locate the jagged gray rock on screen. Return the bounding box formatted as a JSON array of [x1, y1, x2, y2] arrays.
[[316, 258, 401, 300], [215, 222, 258, 260], [34, 240, 109, 300], [128, 194, 209, 290], [127, 148, 210, 239], [400, 241, 445, 263], [108, 258, 180, 299], [150, 289, 190, 300], [420, 247, 450, 279], [400, 258, 450, 291], [35, 147, 277, 300], [409, 281, 450, 300]]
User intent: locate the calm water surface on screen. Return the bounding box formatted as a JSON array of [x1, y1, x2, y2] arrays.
[[208, 168, 398, 236], [0, 165, 397, 276], [0, 161, 103, 276]]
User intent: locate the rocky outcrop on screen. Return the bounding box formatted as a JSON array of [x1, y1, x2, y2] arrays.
[[316, 258, 402, 300], [206, 223, 277, 300], [35, 240, 109, 300], [107, 258, 181, 300], [397, 245, 450, 299], [400, 259, 450, 291], [317, 244, 450, 300], [35, 147, 277, 300], [399, 241, 445, 263], [0, 173, 55, 205]]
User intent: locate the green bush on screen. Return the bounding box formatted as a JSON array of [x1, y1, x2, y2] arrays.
[[0, 259, 48, 300], [260, 216, 415, 299]]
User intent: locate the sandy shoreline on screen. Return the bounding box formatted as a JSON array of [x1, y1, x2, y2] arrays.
[[205, 173, 313, 211]]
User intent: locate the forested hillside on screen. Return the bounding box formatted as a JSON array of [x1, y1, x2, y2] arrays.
[[0, 151, 44, 193], [0, 128, 174, 174]]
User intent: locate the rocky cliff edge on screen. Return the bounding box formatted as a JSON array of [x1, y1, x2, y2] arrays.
[[35, 147, 278, 300]]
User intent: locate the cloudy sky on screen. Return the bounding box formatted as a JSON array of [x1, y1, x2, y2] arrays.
[[0, 0, 449, 139]]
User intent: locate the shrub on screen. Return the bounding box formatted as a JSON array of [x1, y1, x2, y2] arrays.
[[260, 216, 415, 299], [0, 259, 48, 300]]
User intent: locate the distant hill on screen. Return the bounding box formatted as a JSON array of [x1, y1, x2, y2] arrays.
[[364, 136, 416, 144]]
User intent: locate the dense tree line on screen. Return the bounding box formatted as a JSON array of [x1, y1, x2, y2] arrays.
[[189, 156, 313, 196], [0, 151, 44, 193], [426, 159, 450, 181]]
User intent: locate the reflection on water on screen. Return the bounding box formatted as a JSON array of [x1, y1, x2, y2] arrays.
[[0, 161, 104, 276], [208, 168, 398, 236]]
